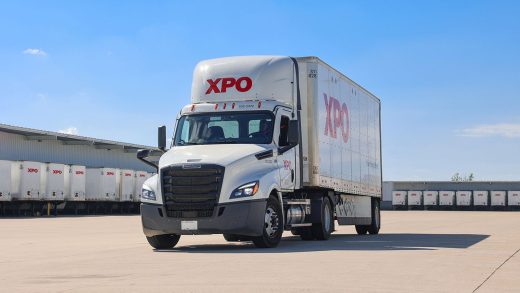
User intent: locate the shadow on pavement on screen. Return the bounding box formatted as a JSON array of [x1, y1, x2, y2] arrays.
[[156, 233, 490, 253]]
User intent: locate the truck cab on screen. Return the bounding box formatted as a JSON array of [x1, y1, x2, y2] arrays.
[[138, 56, 382, 249]]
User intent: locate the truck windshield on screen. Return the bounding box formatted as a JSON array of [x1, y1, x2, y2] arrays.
[[174, 112, 274, 145]]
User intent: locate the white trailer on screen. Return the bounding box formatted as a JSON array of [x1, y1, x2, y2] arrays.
[[407, 191, 423, 207], [119, 169, 135, 202], [16, 161, 45, 200], [392, 191, 407, 207], [134, 171, 151, 202], [491, 191, 506, 207], [86, 168, 118, 201], [139, 55, 382, 249], [473, 191, 489, 206], [507, 191, 520, 207], [65, 165, 86, 201], [456, 191, 472, 207], [0, 160, 17, 201], [439, 191, 455, 207], [423, 191, 439, 206], [42, 163, 68, 201]]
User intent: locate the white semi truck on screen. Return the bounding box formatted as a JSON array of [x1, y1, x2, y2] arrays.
[[138, 56, 382, 249]]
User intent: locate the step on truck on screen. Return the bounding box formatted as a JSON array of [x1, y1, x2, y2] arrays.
[[138, 56, 382, 249]]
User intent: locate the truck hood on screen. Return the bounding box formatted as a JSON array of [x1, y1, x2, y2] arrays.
[[159, 144, 270, 168]]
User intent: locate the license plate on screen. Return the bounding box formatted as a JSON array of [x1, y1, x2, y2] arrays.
[[181, 221, 198, 231]]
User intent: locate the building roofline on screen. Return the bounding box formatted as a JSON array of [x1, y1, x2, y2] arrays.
[[0, 123, 157, 151]]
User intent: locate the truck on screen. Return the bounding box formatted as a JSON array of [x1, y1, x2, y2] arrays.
[[138, 56, 382, 249]]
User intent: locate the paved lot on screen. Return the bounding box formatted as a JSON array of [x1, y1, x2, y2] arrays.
[[1, 211, 519, 292]]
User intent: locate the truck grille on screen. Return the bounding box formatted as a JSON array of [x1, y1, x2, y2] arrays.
[[161, 164, 224, 218]]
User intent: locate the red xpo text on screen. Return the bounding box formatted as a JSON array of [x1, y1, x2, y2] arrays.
[[206, 77, 253, 94], [323, 93, 350, 143]]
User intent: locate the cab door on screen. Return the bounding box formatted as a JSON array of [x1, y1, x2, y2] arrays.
[[275, 108, 296, 191]]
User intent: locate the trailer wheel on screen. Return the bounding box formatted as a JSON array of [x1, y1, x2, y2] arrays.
[[146, 234, 181, 249], [311, 197, 334, 240], [252, 196, 283, 248], [355, 225, 368, 235], [367, 198, 381, 235]]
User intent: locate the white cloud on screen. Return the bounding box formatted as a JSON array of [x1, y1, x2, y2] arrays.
[[23, 48, 47, 56], [58, 127, 79, 135], [457, 123, 520, 138]]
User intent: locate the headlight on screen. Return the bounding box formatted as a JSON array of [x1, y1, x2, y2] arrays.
[[142, 187, 156, 201], [230, 181, 259, 199]]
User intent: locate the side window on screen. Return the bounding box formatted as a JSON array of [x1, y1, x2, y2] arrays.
[[279, 115, 289, 146], [248, 120, 260, 135]]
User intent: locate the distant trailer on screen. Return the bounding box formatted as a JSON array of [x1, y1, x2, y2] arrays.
[[42, 163, 68, 201], [491, 191, 506, 207], [423, 191, 438, 208], [439, 191, 455, 207], [134, 171, 152, 203], [0, 160, 15, 201], [507, 191, 520, 207], [456, 191, 472, 207], [392, 191, 407, 208], [407, 191, 423, 209], [17, 161, 45, 200], [119, 169, 135, 202], [65, 165, 86, 201], [473, 191, 489, 208], [86, 168, 118, 201]]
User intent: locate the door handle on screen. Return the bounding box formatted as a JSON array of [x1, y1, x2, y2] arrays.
[[291, 169, 294, 182]]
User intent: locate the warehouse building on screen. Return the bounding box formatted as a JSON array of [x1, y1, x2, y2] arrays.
[[383, 181, 520, 210], [0, 123, 156, 171], [0, 123, 157, 216]]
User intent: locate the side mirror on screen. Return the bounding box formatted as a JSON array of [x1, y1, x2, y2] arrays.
[[287, 120, 299, 145], [158, 125, 166, 151], [137, 149, 162, 171]]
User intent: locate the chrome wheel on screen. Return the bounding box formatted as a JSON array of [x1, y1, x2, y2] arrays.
[[264, 207, 279, 238], [324, 203, 331, 233]]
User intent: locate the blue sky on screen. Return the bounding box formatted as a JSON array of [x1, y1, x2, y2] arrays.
[[1, 1, 519, 180]]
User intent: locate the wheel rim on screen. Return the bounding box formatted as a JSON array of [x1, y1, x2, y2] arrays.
[[324, 204, 331, 232], [264, 207, 279, 238]]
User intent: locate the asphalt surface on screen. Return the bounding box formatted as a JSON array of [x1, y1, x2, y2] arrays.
[[1, 211, 519, 292]]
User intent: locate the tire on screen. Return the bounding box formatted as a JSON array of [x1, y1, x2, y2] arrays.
[[252, 196, 284, 248], [368, 198, 381, 235], [311, 197, 335, 240], [146, 234, 181, 249], [355, 225, 368, 235]]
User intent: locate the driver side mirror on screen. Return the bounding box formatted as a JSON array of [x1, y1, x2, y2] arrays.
[[158, 125, 166, 151], [287, 120, 299, 145]]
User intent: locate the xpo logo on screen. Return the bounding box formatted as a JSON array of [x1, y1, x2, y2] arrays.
[[206, 77, 253, 94], [52, 170, 62, 175], [106, 171, 115, 176], [27, 168, 39, 173], [75, 171, 84, 175], [323, 94, 350, 143]]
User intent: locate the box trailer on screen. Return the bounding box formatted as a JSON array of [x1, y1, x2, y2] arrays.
[[16, 161, 45, 200], [42, 163, 68, 201], [133, 171, 151, 202], [473, 190, 489, 206], [86, 168, 118, 201], [392, 191, 407, 207], [491, 191, 506, 207], [423, 191, 439, 207], [119, 169, 135, 202], [0, 160, 17, 201], [407, 191, 423, 207], [439, 191, 455, 207], [138, 55, 382, 249], [456, 191, 472, 207], [65, 165, 86, 201], [508, 191, 520, 207]]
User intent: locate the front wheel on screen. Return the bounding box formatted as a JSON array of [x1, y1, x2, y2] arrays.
[[252, 196, 283, 248], [146, 234, 181, 249]]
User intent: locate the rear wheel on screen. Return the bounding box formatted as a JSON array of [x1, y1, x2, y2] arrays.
[[252, 196, 283, 248], [146, 234, 181, 249], [311, 197, 334, 240], [368, 198, 381, 235], [355, 225, 368, 235]]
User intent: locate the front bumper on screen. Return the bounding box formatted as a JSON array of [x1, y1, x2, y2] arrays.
[[141, 199, 267, 237]]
